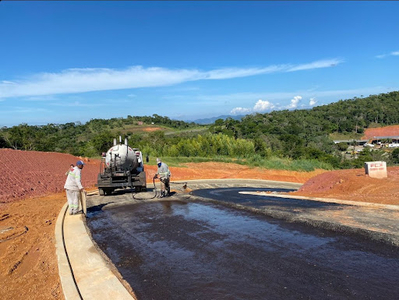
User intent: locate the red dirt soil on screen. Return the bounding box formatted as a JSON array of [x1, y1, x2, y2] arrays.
[[1, 148, 398, 300], [362, 124, 399, 140], [293, 167, 399, 205], [141, 127, 163, 132]]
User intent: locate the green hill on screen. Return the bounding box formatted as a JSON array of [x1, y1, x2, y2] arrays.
[[1, 91, 399, 171]]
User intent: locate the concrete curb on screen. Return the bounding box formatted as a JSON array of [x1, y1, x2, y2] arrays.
[[55, 202, 134, 300], [55, 203, 82, 300], [172, 178, 302, 187]]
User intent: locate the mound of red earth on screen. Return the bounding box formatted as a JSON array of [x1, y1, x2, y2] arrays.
[[0, 149, 101, 203], [0, 149, 325, 204], [292, 167, 399, 205], [1, 148, 399, 206], [362, 124, 399, 140]]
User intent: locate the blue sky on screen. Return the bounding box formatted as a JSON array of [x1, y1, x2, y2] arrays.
[[0, 1, 398, 127]]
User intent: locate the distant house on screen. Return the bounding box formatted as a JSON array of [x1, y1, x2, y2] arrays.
[[334, 136, 399, 148], [137, 121, 143, 125], [354, 125, 399, 147], [333, 139, 368, 145]]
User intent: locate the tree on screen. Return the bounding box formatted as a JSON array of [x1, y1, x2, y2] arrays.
[[391, 148, 399, 164], [90, 131, 114, 154], [337, 142, 349, 152]]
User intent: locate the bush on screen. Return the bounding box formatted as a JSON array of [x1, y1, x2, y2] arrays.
[[336, 142, 348, 151], [392, 148, 399, 164]]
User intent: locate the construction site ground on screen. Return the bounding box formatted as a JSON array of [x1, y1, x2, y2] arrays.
[[1, 148, 399, 300]]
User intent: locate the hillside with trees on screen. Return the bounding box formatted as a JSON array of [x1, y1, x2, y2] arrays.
[[210, 91, 399, 168], [1, 91, 399, 171]]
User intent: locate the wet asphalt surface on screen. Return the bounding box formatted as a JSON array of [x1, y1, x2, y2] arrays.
[[192, 187, 342, 209], [86, 182, 399, 300]]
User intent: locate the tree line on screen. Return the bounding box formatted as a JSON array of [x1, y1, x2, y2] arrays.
[[0, 114, 198, 154], [1, 91, 399, 170]]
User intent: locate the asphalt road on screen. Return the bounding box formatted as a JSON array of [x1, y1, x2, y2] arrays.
[[86, 180, 399, 300]]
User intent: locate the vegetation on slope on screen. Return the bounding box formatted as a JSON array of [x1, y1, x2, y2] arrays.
[[1, 91, 399, 171]]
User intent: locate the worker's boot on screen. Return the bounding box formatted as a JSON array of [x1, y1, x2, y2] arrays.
[[161, 191, 165, 198]]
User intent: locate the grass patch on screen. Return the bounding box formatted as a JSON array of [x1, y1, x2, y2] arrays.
[[164, 127, 209, 136], [148, 156, 333, 172], [329, 132, 363, 141], [147, 156, 234, 167]]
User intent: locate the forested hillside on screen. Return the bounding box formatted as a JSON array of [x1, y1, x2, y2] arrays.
[[209, 91, 399, 167], [1, 91, 399, 170], [0, 114, 199, 155]]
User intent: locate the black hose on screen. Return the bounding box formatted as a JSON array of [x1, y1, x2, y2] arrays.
[[132, 177, 158, 200], [131, 178, 187, 200]]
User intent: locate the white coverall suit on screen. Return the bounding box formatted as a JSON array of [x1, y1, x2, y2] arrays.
[[156, 162, 171, 197], [64, 166, 83, 214]]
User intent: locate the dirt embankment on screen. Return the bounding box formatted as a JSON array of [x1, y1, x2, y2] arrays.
[[0, 149, 101, 203], [292, 167, 399, 205], [362, 124, 399, 140], [1, 148, 398, 300]]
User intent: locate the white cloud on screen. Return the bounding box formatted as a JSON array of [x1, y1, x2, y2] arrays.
[[376, 51, 399, 59], [206, 65, 286, 79], [0, 106, 50, 115], [1, 80, 16, 84], [0, 59, 343, 99], [24, 95, 58, 101], [230, 107, 252, 115], [286, 96, 302, 109], [309, 97, 317, 106], [286, 59, 342, 72], [230, 99, 275, 115], [253, 99, 275, 112], [49, 100, 106, 108]]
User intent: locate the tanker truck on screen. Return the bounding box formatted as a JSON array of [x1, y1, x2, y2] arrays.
[[96, 137, 146, 195]]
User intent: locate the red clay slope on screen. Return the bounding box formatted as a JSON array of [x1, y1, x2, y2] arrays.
[[2, 148, 399, 206], [0, 149, 101, 203], [362, 125, 399, 139]]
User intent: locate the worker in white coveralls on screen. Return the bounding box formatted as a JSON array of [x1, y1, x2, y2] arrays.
[[64, 160, 85, 214], [153, 158, 171, 197]]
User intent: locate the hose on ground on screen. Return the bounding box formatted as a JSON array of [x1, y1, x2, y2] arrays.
[[132, 179, 188, 200], [132, 177, 158, 200]]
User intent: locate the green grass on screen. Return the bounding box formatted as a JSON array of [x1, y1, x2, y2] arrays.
[[329, 132, 363, 141], [148, 156, 333, 172], [115, 124, 208, 137], [164, 127, 209, 136], [146, 156, 233, 167]]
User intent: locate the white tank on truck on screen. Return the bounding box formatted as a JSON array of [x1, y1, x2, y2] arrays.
[[96, 136, 146, 195]]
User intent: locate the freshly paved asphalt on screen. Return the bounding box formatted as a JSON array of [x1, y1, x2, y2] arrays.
[[56, 179, 399, 299]]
